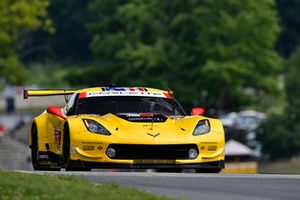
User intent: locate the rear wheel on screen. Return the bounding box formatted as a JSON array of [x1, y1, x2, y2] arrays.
[[31, 123, 60, 171], [63, 124, 91, 171], [31, 124, 43, 170]]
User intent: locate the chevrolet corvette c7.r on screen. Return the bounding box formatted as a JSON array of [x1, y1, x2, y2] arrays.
[[24, 87, 225, 172]]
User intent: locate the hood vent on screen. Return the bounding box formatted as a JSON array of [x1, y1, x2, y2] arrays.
[[117, 113, 167, 123]]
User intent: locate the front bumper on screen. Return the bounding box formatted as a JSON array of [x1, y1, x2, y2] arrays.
[[69, 129, 225, 166], [77, 160, 225, 169], [70, 142, 225, 167]]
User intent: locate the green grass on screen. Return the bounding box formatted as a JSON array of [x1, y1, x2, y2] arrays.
[[0, 170, 173, 200]]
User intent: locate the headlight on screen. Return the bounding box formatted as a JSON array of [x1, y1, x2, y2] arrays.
[[83, 119, 111, 135], [193, 119, 210, 136]]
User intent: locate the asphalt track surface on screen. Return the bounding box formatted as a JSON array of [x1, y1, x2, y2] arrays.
[[20, 171, 300, 200]]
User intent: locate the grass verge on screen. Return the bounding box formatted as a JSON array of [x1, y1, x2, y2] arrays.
[[0, 170, 173, 200]]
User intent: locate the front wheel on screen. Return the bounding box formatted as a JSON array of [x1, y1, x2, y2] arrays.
[[63, 124, 91, 171]]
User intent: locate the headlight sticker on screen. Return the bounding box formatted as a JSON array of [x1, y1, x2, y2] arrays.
[[193, 119, 211, 136], [82, 119, 111, 135]]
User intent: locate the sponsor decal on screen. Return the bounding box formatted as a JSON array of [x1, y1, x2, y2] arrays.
[[200, 142, 217, 144], [208, 145, 217, 151], [82, 142, 103, 144], [54, 127, 61, 151], [83, 145, 94, 151], [97, 146, 103, 150], [142, 124, 157, 127], [78, 88, 169, 99], [103, 87, 126, 91], [102, 87, 148, 92], [38, 153, 49, 160], [85, 91, 166, 98]]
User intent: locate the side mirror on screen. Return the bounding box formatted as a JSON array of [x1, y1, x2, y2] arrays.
[[47, 106, 66, 119], [191, 107, 205, 116]]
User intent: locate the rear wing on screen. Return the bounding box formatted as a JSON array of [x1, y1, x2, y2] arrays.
[[23, 89, 76, 99]]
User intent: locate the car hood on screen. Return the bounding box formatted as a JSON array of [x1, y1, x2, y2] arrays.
[[78, 113, 204, 142]]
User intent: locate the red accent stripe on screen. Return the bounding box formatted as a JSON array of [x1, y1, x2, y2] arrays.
[[138, 87, 144, 91], [140, 113, 153, 117], [129, 88, 135, 91], [47, 106, 67, 120], [79, 92, 86, 98], [163, 93, 172, 99]]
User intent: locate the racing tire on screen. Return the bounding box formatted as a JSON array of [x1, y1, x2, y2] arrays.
[[31, 123, 60, 171], [63, 123, 91, 171], [31, 123, 43, 170], [195, 168, 222, 173]]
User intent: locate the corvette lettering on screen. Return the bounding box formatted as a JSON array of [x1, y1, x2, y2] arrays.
[[79, 87, 173, 99], [80, 91, 168, 98]]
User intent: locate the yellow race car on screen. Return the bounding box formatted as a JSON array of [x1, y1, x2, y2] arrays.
[[24, 87, 225, 172]]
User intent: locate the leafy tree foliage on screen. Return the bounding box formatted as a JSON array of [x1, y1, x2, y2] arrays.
[[276, 0, 300, 57], [285, 47, 300, 119], [0, 0, 52, 85], [68, 0, 281, 112], [27, 0, 93, 61], [259, 46, 300, 159], [260, 114, 297, 159]]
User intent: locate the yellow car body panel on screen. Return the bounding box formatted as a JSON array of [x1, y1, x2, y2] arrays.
[[26, 87, 225, 171], [66, 114, 225, 164]]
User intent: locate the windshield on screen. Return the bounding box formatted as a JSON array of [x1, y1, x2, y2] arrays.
[[76, 96, 186, 116]]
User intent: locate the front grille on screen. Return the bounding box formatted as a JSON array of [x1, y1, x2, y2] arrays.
[[107, 144, 198, 160]]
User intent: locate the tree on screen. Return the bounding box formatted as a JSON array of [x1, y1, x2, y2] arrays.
[[68, 0, 281, 112], [285, 46, 300, 120], [27, 0, 93, 61], [0, 0, 52, 85], [276, 0, 300, 57], [259, 46, 300, 159]]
